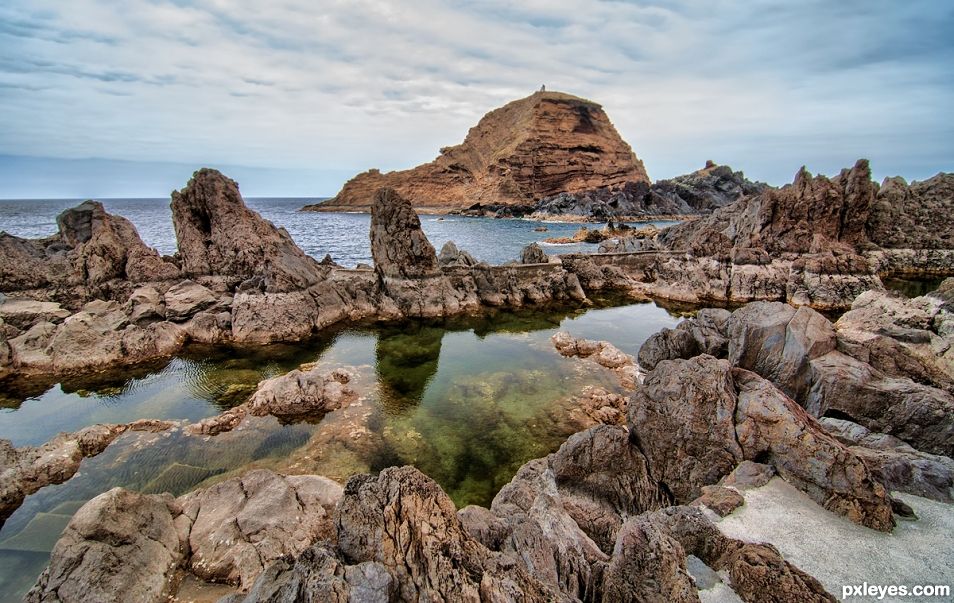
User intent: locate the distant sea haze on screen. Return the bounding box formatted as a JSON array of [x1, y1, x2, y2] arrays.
[[0, 197, 678, 267]]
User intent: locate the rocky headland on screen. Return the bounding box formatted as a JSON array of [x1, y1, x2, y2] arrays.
[[303, 91, 767, 220], [304, 90, 650, 215], [593, 159, 954, 309]]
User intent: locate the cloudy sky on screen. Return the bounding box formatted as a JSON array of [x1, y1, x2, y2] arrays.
[[1, 0, 952, 198]]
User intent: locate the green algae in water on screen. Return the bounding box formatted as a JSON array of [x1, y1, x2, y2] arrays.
[[0, 298, 685, 603]]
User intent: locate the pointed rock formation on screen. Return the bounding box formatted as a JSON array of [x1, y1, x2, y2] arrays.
[[369, 188, 440, 278], [308, 91, 649, 212], [171, 169, 327, 292], [659, 159, 879, 257]]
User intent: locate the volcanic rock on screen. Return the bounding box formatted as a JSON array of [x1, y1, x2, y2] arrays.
[[309, 91, 649, 212], [26, 487, 184, 603], [820, 417, 954, 503], [436, 240, 479, 267], [0, 201, 179, 301], [335, 466, 561, 601], [629, 355, 895, 531], [520, 242, 549, 264], [1, 420, 175, 528], [369, 188, 440, 278], [180, 470, 342, 589], [533, 160, 767, 220], [171, 169, 327, 292]]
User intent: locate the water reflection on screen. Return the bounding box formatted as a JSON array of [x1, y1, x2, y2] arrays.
[[374, 324, 444, 413], [0, 297, 686, 602]]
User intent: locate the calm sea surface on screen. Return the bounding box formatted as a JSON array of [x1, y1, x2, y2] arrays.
[[0, 197, 677, 266]]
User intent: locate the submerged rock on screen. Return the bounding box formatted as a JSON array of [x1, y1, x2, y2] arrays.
[[0, 419, 175, 528]]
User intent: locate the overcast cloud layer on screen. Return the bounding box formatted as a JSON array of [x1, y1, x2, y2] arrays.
[[1, 0, 952, 197]]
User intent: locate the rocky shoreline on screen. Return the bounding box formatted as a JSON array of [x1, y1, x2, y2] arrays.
[[4, 160, 952, 383], [17, 279, 954, 602], [2, 157, 954, 601]]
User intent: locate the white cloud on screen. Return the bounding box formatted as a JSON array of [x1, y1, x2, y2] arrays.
[[0, 0, 951, 195]]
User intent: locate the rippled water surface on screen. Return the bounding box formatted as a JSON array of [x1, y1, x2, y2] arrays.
[[0, 297, 685, 601], [0, 197, 677, 266]]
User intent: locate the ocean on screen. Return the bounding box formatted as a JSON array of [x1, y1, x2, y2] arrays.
[[0, 197, 678, 267]]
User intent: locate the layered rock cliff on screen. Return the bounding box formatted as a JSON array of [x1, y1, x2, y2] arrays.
[[306, 90, 649, 212]]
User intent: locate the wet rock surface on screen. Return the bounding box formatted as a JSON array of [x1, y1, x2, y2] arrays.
[[0, 419, 175, 528]]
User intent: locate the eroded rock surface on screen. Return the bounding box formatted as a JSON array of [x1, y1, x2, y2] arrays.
[[309, 90, 649, 212], [0, 201, 179, 303], [629, 355, 894, 531], [172, 169, 328, 292], [28, 469, 343, 602], [369, 188, 440, 278]]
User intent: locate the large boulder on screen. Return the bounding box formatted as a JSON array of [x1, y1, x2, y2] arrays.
[[246, 365, 356, 419], [27, 488, 183, 603], [171, 168, 327, 292], [807, 351, 954, 457], [0, 201, 179, 300], [369, 188, 440, 279], [335, 466, 560, 601], [180, 470, 342, 589], [629, 355, 895, 531]]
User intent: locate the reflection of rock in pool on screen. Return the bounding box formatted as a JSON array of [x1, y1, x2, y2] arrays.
[[374, 325, 444, 411]]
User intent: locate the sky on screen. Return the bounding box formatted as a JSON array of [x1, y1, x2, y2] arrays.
[[0, 0, 952, 198]]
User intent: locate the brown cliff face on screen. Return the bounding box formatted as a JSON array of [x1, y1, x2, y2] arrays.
[[308, 91, 649, 211]]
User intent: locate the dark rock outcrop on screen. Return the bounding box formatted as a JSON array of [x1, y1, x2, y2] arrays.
[[172, 169, 328, 292], [531, 160, 767, 220], [369, 188, 440, 278], [0, 201, 179, 303]]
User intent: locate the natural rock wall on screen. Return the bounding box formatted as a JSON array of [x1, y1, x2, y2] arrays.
[[638, 296, 954, 493], [307, 90, 649, 212]]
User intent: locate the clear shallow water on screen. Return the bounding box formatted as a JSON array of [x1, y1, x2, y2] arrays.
[[0, 197, 677, 267], [0, 297, 684, 601]]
